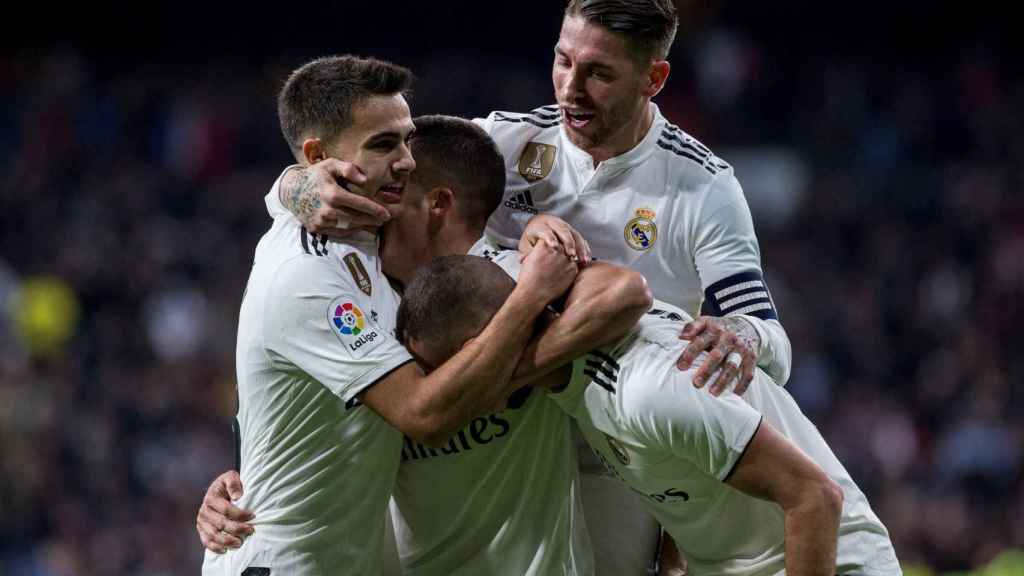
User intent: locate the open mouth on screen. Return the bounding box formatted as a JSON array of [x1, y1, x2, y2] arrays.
[[378, 183, 405, 204], [563, 109, 596, 130]]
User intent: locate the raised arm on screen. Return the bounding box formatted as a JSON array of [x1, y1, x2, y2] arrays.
[[512, 261, 652, 385], [725, 422, 843, 574], [276, 160, 392, 237], [361, 241, 578, 446]]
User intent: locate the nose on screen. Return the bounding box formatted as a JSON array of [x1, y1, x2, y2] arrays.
[[558, 65, 585, 103], [394, 142, 416, 175]]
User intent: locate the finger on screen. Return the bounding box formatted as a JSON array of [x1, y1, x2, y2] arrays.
[[733, 352, 757, 396], [206, 493, 255, 522], [197, 521, 228, 554], [679, 318, 708, 340], [694, 337, 733, 388], [551, 224, 577, 260], [574, 231, 592, 265], [223, 471, 244, 501], [324, 186, 390, 222], [321, 158, 368, 186], [709, 357, 740, 397], [333, 208, 387, 228], [676, 329, 715, 370]]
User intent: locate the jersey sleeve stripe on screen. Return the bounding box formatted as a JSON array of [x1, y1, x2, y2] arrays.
[[588, 349, 621, 371], [585, 358, 618, 382], [583, 369, 616, 394], [703, 271, 779, 321], [656, 140, 721, 175], [494, 114, 561, 129], [300, 227, 311, 254]]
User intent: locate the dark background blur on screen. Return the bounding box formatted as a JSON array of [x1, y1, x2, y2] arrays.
[[2, 2, 1022, 574]]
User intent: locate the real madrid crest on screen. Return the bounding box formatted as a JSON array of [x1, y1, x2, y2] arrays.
[[605, 434, 631, 466], [624, 208, 657, 251], [518, 142, 556, 182]]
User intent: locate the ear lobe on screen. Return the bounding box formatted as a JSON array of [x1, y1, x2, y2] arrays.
[[301, 138, 325, 164]]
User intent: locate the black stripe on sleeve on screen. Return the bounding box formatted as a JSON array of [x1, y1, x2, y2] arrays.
[[584, 370, 616, 394], [702, 270, 778, 321], [300, 227, 311, 254], [723, 416, 763, 482], [589, 349, 621, 371], [585, 359, 618, 382], [350, 359, 416, 409]]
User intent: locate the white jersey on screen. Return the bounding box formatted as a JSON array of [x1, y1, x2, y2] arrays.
[[389, 237, 593, 576], [203, 191, 411, 576], [549, 307, 900, 576], [476, 104, 790, 385]]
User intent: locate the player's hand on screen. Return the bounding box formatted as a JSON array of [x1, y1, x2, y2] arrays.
[[676, 316, 760, 396], [519, 214, 591, 265], [196, 470, 255, 553], [283, 160, 391, 239], [517, 239, 579, 306]]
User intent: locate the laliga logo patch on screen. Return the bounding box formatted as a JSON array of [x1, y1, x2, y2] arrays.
[[624, 208, 657, 251], [333, 302, 365, 335], [517, 142, 556, 182], [328, 297, 383, 357], [605, 434, 631, 466]]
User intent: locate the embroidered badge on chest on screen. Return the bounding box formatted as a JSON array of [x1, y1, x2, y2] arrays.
[[624, 208, 658, 251], [518, 141, 556, 182]]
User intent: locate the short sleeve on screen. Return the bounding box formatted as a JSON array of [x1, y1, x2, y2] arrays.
[[263, 256, 412, 402], [265, 165, 301, 219], [627, 372, 762, 481]]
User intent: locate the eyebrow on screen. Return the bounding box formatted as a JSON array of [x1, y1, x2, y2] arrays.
[[365, 126, 415, 146]]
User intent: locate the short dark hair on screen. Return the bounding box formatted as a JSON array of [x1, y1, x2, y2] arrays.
[[409, 115, 506, 231], [278, 55, 413, 155], [565, 0, 679, 61], [396, 255, 515, 363]]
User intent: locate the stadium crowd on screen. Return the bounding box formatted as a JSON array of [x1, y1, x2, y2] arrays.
[[1, 10, 1021, 575]]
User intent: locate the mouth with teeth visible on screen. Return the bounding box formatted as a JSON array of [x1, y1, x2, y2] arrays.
[[377, 183, 405, 204], [563, 108, 596, 130]]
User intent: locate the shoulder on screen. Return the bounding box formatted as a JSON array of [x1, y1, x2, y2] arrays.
[[264, 233, 374, 301], [652, 121, 742, 201], [476, 105, 562, 149]]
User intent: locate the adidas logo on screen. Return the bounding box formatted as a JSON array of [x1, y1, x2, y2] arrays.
[[504, 190, 538, 214]]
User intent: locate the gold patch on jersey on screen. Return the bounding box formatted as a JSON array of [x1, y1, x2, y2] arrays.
[[624, 208, 657, 251], [517, 141, 556, 182], [605, 434, 631, 466], [343, 253, 372, 296]]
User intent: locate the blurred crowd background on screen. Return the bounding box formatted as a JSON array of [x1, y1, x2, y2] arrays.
[[1, 2, 1021, 574]]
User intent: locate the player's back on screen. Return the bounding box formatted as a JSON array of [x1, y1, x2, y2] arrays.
[[204, 214, 406, 576], [390, 238, 593, 576], [553, 307, 900, 575]]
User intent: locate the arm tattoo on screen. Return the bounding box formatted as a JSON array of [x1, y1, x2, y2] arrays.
[[718, 316, 761, 356], [281, 167, 322, 225]]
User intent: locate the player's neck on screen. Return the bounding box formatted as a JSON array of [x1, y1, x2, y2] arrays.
[[585, 103, 654, 166]]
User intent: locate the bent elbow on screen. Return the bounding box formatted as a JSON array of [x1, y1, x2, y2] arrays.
[[823, 477, 844, 518], [617, 270, 653, 317]]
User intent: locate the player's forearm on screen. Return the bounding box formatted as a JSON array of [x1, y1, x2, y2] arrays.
[[513, 265, 652, 385], [738, 316, 792, 386], [413, 288, 549, 444], [782, 482, 843, 575], [278, 165, 320, 221]]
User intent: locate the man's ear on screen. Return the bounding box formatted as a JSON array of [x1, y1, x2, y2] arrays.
[[302, 138, 326, 165], [428, 186, 455, 217], [644, 60, 671, 98]]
